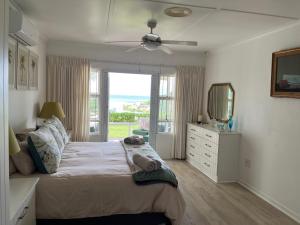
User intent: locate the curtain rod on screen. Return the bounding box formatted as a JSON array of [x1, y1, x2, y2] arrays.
[[89, 58, 177, 68]]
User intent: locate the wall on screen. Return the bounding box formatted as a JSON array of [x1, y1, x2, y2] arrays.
[[9, 36, 47, 132], [203, 22, 300, 222]]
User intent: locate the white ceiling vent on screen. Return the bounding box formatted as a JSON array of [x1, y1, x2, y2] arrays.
[[9, 4, 38, 46]]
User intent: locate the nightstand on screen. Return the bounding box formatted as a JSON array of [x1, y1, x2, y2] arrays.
[[10, 177, 39, 225]]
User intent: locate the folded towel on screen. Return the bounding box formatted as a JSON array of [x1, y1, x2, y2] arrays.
[[133, 167, 178, 188], [132, 153, 161, 172]]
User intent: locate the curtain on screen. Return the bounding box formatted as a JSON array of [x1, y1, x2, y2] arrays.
[[46, 56, 90, 142], [174, 65, 204, 159]]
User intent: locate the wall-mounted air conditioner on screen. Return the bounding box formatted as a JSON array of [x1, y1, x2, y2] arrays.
[[9, 3, 38, 46]]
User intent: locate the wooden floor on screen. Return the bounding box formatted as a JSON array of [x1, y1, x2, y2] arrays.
[[167, 160, 299, 225]]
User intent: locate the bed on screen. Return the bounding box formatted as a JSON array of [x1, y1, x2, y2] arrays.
[[14, 141, 185, 225]]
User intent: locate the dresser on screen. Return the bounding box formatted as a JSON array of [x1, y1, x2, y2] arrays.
[[186, 123, 240, 183], [10, 177, 39, 225]]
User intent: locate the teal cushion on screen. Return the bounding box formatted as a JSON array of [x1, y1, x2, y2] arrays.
[[27, 137, 48, 174], [28, 126, 61, 174]]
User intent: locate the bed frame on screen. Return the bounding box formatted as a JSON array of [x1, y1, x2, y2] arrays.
[[37, 213, 172, 225]]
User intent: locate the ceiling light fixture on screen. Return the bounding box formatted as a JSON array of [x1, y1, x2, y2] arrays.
[[164, 7, 192, 17]]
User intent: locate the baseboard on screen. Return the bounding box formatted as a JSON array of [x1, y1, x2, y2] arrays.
[[239, 180, 300, 223]]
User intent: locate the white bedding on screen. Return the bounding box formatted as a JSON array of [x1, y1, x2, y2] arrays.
[[17, 141, 185, 225]]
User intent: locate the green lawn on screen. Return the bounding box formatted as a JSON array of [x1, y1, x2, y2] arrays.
[[108, 123, 139, 139]]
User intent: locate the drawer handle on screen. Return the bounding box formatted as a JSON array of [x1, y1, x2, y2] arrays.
[[189, 152, 195, 157], [205, 143, 211, 148], [18, 206, 29, 220], [190, 145, 195, 149], [205, 134, 212, 138], [204, 162, 211, 167], [204, 153, 211, 158]]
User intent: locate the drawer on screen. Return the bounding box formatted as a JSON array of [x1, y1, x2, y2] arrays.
[[201, 158, 217, 176], [187, 124, 202, 137], [12, 192, 35, 225], [201, 138, 218, 154], [201, 128, 219, 144], [186, 139, 201, 154], [202, 148, 217, 163], [187, 132, 200, 144]]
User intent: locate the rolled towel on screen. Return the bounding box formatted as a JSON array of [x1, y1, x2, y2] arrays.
[[133, 153, 158, 172], [147, 155, 162, 170]]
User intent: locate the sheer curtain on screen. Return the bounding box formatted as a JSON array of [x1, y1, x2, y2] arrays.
[[174, 65, 204, 159], [46, 56, 90, 141]]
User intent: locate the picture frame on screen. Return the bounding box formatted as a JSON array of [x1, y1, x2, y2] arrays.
[[8, 37, 17, 89], [271, 48, 300, 98], [16, 43, 29, 90], [28, 51, 39, 90]]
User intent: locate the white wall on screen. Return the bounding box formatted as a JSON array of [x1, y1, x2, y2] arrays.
[[9, 36, 47, 132], [203, 22, 300, 222]]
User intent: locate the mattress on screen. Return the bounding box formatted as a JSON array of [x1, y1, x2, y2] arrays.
[[14, 141, 185, 225]]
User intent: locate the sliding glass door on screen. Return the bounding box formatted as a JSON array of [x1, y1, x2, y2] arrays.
[[108, 72, 152, 141], [88, 66, 174, 151]]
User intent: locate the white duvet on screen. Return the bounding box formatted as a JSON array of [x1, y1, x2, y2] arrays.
[[31, 141, 185, 225]]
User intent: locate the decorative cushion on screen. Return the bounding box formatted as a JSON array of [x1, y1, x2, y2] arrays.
[[45, 123, 64, 154], [45, 116, 69, 144], [28, 126, 61, 174], [9, 157, 17, 176], [11, 141, 36, 175]]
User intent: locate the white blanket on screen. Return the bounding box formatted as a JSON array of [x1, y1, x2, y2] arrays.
[[15, 141, 185, 225]]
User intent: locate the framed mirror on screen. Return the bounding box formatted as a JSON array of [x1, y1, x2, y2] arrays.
[[207, 83, 235, 122]]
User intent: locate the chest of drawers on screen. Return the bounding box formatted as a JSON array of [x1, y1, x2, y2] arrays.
[[186, 123, 240, 183]]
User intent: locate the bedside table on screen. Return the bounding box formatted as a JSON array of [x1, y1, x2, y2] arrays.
[[10, 177, 39, 225]]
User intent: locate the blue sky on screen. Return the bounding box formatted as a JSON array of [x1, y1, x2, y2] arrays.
[[109, 72, 151, 96]]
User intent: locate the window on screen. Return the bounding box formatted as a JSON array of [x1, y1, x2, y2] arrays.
[[89, 69, 100, 135], [158, 74, 175, 133]]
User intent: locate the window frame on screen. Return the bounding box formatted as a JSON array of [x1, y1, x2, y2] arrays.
[[89, 68, 101, 136], [157, 74, 175, 133]]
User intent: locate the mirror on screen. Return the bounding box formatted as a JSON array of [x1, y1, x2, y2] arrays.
[[207, 83, 235, 122]]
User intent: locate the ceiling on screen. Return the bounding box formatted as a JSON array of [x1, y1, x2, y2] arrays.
[[15, 0, 300, 52]]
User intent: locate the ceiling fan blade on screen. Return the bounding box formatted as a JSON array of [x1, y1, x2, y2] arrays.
[[103, 41, 141, 44], [125, 46, 143, 53], [158, 45, 173, 55], [161, 40, 198, 46]]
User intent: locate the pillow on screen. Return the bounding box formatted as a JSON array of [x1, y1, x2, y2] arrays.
[[44, 123, 64, 154], [45, 116, 69, 144], [9, 157, 17, 176], [11, 141, 36, 175], [28, 126, 61, 174]]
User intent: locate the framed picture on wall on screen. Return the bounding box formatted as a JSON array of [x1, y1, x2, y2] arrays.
[[28, 51, 38, 90], [8, 38, 17, 89], [271, 48, 300, 98], [16, 43, 29, 89]]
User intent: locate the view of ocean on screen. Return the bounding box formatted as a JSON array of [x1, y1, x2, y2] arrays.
[[109, 95, 150, 112]]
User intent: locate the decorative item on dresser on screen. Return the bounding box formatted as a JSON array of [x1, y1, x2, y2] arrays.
[[10, 178, 39, 225], [186, 123, 240, 183]]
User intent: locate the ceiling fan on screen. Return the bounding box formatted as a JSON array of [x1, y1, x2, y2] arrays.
[[104, 19, 198, 54]]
